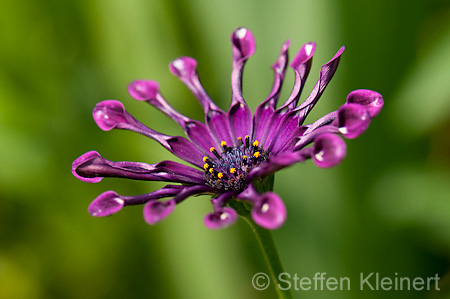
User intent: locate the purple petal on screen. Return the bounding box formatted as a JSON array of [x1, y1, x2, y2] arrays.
[[172, 185, 216, 204], [247, 149, 311, 180], [346, 89, 384, 118], [280, 42, 316, 109], [169, 57, 222, 113], [253, 41, 290, 145], [204, 207, 237, 229], [295, 46, 345, 123], [206, 110, 234, 146], [337, 103, 371, 139], [92, 100, 205, 168], [251, 192, 287, 230], [127, 80, 159, 101], [88, 191, 125, 217], [93, 100, 131, 131], [231, 27, 256, 62], [143, 199, 176, 225], [72, 151, 104, 183], [169, 57, 232, 146], [228, 103, 252, 141], [72, 151, 205, 184], [312, 133, 346, 168], [129, 80, 218, 153], [123, 185, 185, 206]]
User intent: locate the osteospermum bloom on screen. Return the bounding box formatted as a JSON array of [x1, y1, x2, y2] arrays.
[[72, 28, 383, 230]]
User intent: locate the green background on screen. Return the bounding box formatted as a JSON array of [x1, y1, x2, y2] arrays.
[[1, 0, 450, 298]]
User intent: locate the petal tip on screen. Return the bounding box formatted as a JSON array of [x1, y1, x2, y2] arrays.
[[128, 80, 159, 101], [251, 192, 286, 230], [88, 191, 124, 217], [143, 199, 176, 225], [204, 207, 237, 229]]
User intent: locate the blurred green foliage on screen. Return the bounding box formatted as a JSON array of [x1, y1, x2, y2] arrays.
[[1, 0, 450, 298]]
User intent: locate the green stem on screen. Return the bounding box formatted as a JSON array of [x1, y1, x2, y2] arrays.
[[228, 175, 292, 298]]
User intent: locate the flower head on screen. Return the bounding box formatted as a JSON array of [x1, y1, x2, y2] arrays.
[[73, 28, 383, 230]]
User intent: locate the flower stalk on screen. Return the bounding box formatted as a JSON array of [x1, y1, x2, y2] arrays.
[[229, 175, 292, 298]]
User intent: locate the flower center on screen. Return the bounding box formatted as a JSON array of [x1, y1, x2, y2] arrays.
[[203, 135, 268, 191]]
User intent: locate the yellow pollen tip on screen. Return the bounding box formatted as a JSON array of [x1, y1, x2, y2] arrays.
[[220, 141, 227, 147], [203, 156, 209, 162], [245, 135, 250, 140], [210, 147, 216, 152], [237, 137, 242, 141], [218, 173, 224, 179], [242, 155, 247, 160], [252, 140, 259, 147], [204, 163, 209, 170], [209, 168, 214, 174], [254, 152, 261, 158], [230, 168, 236, 174]]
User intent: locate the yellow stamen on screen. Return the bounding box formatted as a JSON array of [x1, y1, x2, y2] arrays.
[[203, 156, 209, 162], [220, 141, 227, 147], [252, 140, 259, 147], [210, 147, 216, 152], [218, 172, 224, 179], [204, 163, 209, 170], [242, 155, 247, 160], [254, 151, 261, 158], [230, 168, 236, 174], [209, 168, 214, 174]]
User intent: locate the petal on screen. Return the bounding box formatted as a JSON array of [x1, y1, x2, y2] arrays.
[[92, 100, 205, 168], [123, 185, 185, 206], [230, 27, 255, 105], [346, 89, 384, 118], [72, 151, 104, 183], [170, 57, 233, 146], [251, 192, 287, 230], [72, 151, 205, 184], [295, 46, 345, 124], [253, 40, 290, 145], [169, 57, 222, 113], [93, 100, 131, 131], [337, 103, 371, 139], [127, 80, 159, 101], [228, 103, 252, 141], [247, 149, 311, 180], [129, 80, 219, 153], [204, 207, 237, 229], [143, 199, 176, 225], [172, 185, 216, 204], [231, 27, 256, 62], [279, 42, 316, 110], [88, 191, 125, 217], [312, 133, 347, 168]]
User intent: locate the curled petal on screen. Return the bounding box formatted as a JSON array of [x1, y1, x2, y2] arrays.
[[231, 27, 256, 62], [296, 46, 345, 123], [251, 192, 287, 230], [346, 89, 383, 118], [312, 133, 347, 168], [338, 103, 371, 139], [72, 151, 104, 183], [128, 80, 159, 101], [143, 199, 176, 225], [93, 100, 131, 131], [280, 42, 316, 109], [253, 40, 290, 145], [204, 207, 237, 229], [88, 191, 125, 217], [169, 56, 198, 79], [247, 148, 311, 180]]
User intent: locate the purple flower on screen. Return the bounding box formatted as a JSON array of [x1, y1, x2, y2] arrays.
[[72, 28, 383, 230]]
